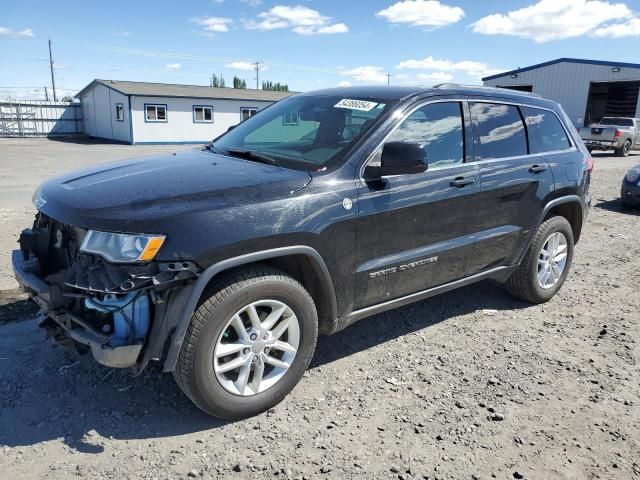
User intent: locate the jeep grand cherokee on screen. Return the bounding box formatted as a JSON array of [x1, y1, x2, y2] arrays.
[[13, 85, 592, 419]]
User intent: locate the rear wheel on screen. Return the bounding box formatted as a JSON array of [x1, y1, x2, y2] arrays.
[[174, 266, 318, 419], [615, 139, 632, 157], [506, 216, 574, 304]]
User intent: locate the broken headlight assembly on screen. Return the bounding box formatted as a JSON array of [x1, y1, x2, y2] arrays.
[[80, 230, 166, 263]]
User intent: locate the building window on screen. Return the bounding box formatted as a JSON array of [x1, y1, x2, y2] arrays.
[[282, 112, 299, 126], [193, 105, 213, 123], [241, 107, 258, 122], [115, 103, 124, 122], [145, 104, 167, 123]]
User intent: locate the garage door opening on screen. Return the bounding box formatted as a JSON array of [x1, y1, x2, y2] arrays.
[[584, 80, 639, 126]]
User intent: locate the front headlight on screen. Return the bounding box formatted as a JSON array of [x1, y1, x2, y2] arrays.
[[626, 166, 640, 183], [80, 230, 166, 263]]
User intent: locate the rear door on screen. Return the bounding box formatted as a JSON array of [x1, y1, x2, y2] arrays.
[[354, 99, 480, 309], [465, 100, 556, 275]]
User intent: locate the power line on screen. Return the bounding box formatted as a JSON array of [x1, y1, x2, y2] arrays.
[[87, 44, 346, 74]]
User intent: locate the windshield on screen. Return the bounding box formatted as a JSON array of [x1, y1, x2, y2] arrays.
[[600, 117, 633, 127], [212, 95, 391, 171]]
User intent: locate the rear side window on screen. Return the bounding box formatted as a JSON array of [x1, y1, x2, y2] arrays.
[[523, 107, 571, 153], [470, 103, 527, 160]]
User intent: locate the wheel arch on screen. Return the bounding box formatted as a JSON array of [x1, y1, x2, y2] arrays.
[[162, 246, 338, 372], [541, 195, 584, 243]]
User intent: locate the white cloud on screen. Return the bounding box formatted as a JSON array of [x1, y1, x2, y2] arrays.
[[471, 0, 634, 43], [341, 66, 388, 83], [416, 72, 454, 83], [0, 27, 34, 38], [245, 5, 348, 35], [114, 31, 132, 37], [591, 16, 640, 37], [377, 0, 464, 28], [239, 0, 262, 6], [165, 63, 181, 71], [397, 56, 497, 79], [191, 16, 233, 33], [225, 61, 255, 71], [337, 81, 352, 87]]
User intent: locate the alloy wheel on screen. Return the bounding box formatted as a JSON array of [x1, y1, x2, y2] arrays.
[[537, 232, 568, 289], [213, 300, 300, 396]]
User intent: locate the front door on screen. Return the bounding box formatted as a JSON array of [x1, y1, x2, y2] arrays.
[[353, 100, 480, 309]]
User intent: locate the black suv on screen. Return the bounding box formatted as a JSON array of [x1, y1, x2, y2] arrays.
[[13, 86, 592, 419]]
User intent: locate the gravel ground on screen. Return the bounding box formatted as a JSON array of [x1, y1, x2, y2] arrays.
[[0, 142, 639, 479]]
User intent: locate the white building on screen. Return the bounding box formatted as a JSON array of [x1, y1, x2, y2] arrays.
[[482, 58, 640, 127], [76, 79, 295, 144]]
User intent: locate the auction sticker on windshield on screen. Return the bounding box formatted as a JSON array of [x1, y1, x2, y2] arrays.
[[334, 99, 379, 112]]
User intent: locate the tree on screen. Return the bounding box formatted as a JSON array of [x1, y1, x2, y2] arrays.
[[233, 76, 247, 89], [262, 81, 289, 92], [210, 74, 226, 88]]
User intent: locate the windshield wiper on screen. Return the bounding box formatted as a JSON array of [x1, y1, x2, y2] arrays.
[[225, 148, 279, 167]]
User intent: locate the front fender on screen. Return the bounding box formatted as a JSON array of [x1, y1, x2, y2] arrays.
[[160, 245, 338, 372]]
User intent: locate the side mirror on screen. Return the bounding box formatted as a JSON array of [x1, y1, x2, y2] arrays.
[[365, 141, 428, 178]]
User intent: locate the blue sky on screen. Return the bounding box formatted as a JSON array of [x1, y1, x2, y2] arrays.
[[1, 0, 639, 99]]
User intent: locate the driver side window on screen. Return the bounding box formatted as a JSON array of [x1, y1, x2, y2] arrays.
[[369, 102, 464, 169]]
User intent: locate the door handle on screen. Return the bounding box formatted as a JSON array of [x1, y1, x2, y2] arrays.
[[450, 177, 475, 188], [529, 164, 548, 174]]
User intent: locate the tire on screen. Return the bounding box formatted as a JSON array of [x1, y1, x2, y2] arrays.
[[506, 216, 574, 304], [174, 266, 318, 419], [615, 140, 632, 157]]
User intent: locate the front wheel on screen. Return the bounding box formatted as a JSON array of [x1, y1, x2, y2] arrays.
[[506, 216, 574, 303], [173, 266, 318, 419]]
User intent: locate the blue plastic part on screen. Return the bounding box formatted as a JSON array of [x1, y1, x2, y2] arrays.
[[85, 293, 151, 347]]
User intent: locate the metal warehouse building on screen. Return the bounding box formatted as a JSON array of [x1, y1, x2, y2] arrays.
[[76, 80, 295, 144], [482, 58, 640, 128]]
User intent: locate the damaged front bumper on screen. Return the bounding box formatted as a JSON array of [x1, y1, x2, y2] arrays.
[[13, 219, 200, 372]]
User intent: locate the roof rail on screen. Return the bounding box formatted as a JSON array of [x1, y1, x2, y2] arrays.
[[433, 83, 542, 98]]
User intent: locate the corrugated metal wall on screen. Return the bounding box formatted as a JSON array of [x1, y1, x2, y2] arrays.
[[0, 101, 83, 137], [483, 62, 640, 127]]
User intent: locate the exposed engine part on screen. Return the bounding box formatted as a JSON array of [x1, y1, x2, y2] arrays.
[[63, 254, 199, 294], [85, 293, 150, 347]]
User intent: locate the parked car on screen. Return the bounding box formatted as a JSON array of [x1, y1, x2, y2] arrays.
[[621, 163, 640, 207], [579, 117, 640, 157], [13, 85, 592, 419]]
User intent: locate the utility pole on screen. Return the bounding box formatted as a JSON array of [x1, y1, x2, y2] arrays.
[[44, 86, 49, 101], [48, 38, 57, 101], [386, 73, 393, 86], [254, 61, 262, 90]]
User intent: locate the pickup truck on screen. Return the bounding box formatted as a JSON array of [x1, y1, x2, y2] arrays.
[[579, 117, 640, 157], [13, 85, 592, 419]]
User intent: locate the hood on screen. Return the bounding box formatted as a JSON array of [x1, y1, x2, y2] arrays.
[[36, 149, 312, 230]]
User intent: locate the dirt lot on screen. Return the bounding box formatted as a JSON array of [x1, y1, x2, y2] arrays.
[[0, 139, 639, 480]]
